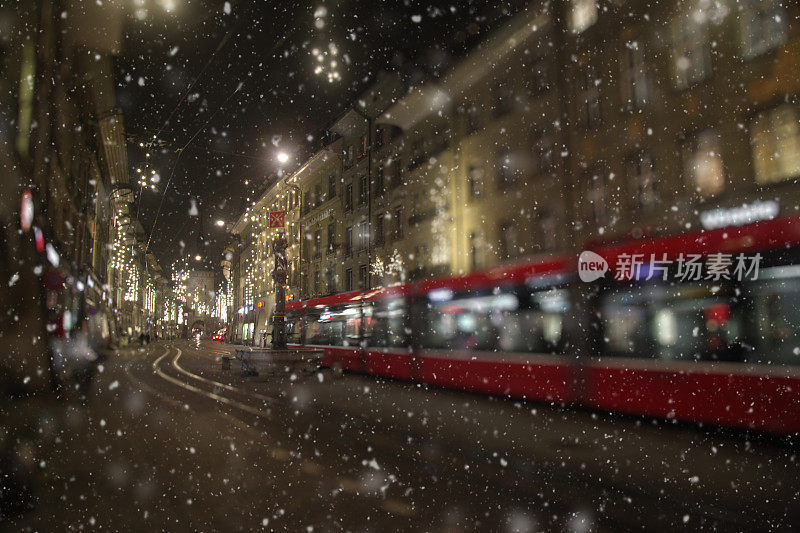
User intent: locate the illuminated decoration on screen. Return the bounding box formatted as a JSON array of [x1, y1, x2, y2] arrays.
[[311, 42, 342, 83], [136, 167, 160, 191], [309, 7, 342, 83], [171, 258, 190, 320], [143, 278, 157, 312], [371, 249, 406, 282], [213, 287, 228, 323]]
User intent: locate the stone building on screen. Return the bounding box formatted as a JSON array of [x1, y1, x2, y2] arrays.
[[293, 143, 343, 299], [227, 0, 800, 306], [230, 175, 302, 345]]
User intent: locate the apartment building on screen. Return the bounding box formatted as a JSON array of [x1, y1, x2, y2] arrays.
[[230, 175, 302, 345], [228, 0, 800, 312], [293, 143, 343, 299], [561, 0, 800, 244]]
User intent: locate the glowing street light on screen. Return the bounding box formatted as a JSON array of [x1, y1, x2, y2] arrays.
[[276, 151, 290, 164], [215, 219, 225, 227], [194, 254, 202, 261]]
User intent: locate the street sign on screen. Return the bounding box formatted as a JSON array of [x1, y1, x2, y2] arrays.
[[269, 210, 285, 228]]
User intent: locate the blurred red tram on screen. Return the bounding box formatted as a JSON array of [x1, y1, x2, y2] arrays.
[[286, 216, 800, 435]]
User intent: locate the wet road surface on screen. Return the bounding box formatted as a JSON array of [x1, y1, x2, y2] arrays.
[[4, 340, 799, 531]]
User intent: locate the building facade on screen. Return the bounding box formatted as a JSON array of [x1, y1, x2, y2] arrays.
[[225, 0, 800, 309], [230, 176, 302, 345]]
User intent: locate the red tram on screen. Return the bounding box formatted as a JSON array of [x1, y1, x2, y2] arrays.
[[286, 216, 800, 435]]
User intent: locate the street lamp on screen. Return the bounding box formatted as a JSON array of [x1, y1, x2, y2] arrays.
[[194, 254, 202, 261], [215, 219, 225, 227], [276, 151, 290, 164]]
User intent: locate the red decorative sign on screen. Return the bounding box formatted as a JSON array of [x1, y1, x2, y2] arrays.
[[269, 210, 285, 228]]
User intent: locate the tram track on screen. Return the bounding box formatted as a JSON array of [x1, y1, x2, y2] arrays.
[[125, 340, 781, 531]]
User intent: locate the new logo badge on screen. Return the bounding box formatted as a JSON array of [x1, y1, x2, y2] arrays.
[[578, 250, 608, 282]]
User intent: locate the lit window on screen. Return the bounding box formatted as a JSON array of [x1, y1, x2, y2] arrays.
[[671, 7, 711, 89], [583, 168, 607, 226], [498, 221, 518, 261], [751, 104, 800, 185], [628, 151, 658, 211], [739, 0, 787, 59], [621, 41, 650, 110], [531, 56, 550, 94], [683, 129, 725, 196], [496, 148, 517, 189], [578, 64, 602, 129], [531, 129, 553, 175], [569, 0, 597, 34], [539, 209, 558, 252], [468, 165, 484, 198]]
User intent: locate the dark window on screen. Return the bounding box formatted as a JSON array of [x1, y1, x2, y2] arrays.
[[496, 149, 516, 189], [375, 164, 385, 195], [314, 184, 322, 207], [357, 221, 368, 251], [328, 175, 336, 199], [468, 165, 484, 198], [375, 214, 385, 245], [391, 158, 403, 188], [393, 207, 403, 240], [313, 270, 320, 295], [358, 264, 367, 289], [579, 64, 602, 129], [345, 269, 353, 292], [327, 223, 335, 254], [469, 232, 483, 271], [359, 134, 368, 158], [627, 150, 658, 211], [410, 139, 425, 169], [466, 105, 481, 134], [621, 41, 650, 110], [493, 80, 513, 117], [326, 267, 336, 294], [531, 129, 553, 175], [314, 230, 322, 258], [531, 56, 550, 94], [499, 221, 517, 261], [739, 0, 787, 59], [345, 183, 353, 211], [539, 209, 558, 252], [583, 167, 607, 226], [671, 10, 711, 89], [375, 127, 384, 149], [359, 175, 367, 205], [345, 226, 353, 255]]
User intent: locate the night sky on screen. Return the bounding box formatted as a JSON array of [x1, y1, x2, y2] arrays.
[[115, 0, 524, 272]]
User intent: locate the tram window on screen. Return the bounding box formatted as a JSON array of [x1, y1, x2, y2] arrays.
[[342, 302, 361, 347], [600, 283, 746, 361], [422, 286, 569, 353], [500, 287, 570, 353], [745, 265, 800, 365], [305, 306, 345, 346], [285, 311, 303, 344], [366, 298, 409, 348]]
